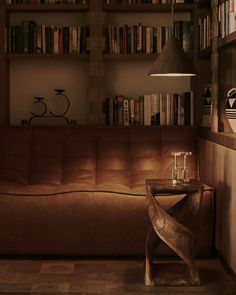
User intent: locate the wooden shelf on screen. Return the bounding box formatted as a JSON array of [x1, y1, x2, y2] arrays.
[[104, 3, 194, 13], [198, 127, 236, 151], [218, 31, 236, 49], [198, 47, 211, 59], [104, 53, 157, 60], [6, 53, 88, 60], [5, 3, 89, 13]]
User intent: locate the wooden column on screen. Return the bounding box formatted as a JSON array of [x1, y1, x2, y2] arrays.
[[0, 2, 9, 125], [87, 0, 106, 125], [211, 0, 219, 132]]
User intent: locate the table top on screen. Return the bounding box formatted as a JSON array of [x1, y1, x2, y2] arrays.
[[146, 179, 203, 195]]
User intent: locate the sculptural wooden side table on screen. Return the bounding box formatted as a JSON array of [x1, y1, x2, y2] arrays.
[[144, 179, 203, 287]]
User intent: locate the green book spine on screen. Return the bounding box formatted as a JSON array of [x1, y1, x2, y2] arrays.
[[21, 21, 29, 53]]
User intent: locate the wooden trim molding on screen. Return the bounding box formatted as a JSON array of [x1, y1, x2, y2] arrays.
[[198, 127, 236, 151]]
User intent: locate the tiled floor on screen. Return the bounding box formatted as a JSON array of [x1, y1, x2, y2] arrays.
[[0, 258, 235, 294]]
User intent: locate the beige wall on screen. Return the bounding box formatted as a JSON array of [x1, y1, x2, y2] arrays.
[[10, 59, 88, 125], [198, 138, 236, 273]]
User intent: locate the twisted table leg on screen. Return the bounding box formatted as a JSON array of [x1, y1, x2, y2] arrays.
[[144, 227, 162, 286], [145, 189, 202, 286]]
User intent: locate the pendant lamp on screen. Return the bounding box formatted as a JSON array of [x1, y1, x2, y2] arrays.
[[149, 0, 196, 77]]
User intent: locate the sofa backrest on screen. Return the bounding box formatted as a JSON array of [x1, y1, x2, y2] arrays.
[[0, 126, 199, 186]]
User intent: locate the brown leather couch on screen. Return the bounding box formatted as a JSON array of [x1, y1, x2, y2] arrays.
[[0, 126, 214, 256]]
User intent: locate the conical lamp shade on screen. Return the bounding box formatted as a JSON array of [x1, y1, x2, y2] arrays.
[[149, 36, 197, 77]]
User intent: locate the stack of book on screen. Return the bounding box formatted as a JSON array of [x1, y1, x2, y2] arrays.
[[199, 14, 211, 50], [6, 0, 87, 3], [218, 0, 236, 38], [105, 21, 192, 54], [104, 91, 195, 126], [6, 21, 88, 54]]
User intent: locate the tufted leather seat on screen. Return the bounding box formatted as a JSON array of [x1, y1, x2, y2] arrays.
[[0, 126, 214, 256]]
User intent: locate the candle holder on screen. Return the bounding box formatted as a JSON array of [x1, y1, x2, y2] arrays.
[[21, 89, 77, 126], [171, 151, 192, 185], [171, 152, 182, 185], [181, 152, 192, 183]]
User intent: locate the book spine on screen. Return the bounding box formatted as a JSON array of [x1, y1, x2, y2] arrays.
[[139, 95, 144, 125], [178, 94, 185, 126], [166, 93, 171, 125], [21, 21, 29, 53], [134, 99, 140, 125], [123, 98, 129, 126], [144, 94, 151, 125], [116, 95, 124, 125], [130, 98, 135, 125], [190, 91, 195, 126], [184, 91, 191, 125], [160, 93, 167, 125]]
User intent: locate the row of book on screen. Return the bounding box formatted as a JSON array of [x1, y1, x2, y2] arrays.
[[105, 21, 192, 54], [218, 0, 236, 38], [5, 21, 88, 54], [103, 92, 194, 126], [105, 0, 193, 3], [6, 0, 87, 3], [198, 14, 211, 51]]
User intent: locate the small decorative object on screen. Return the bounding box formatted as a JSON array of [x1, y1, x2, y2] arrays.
[[21, 89, 77, 126], [171, 152, 192, 185], [181, 152, 192, 183], [201, 84, 212, 127], [225, 88, 236, 133], [171, 152, 182, 185]]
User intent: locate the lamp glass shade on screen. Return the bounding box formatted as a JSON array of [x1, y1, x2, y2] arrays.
[[149, 36, 197, 77]]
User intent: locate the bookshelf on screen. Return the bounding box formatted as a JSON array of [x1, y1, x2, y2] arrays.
[[214, 0, 236, 133], [103, 3, 194, 12], [103, 53, 157, 60], [5, 3, 89, 12], [218, 31, 236, 49], [197, 0, 236, 134], [1, 1, 89, 125], [6, 53, 89, 60], [0, 1, 206, 126]]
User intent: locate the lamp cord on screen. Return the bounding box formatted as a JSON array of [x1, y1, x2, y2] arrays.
[[171, 0, 174, 36]]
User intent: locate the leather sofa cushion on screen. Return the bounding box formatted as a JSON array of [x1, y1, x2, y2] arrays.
[[0, 126, 199, 186]]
